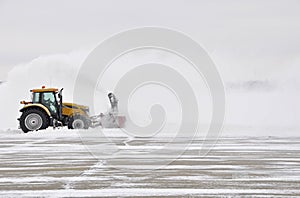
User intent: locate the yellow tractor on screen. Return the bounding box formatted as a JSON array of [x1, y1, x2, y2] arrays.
[[18, 86, 125, 133]]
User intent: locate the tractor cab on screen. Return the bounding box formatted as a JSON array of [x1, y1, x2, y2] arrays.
[[32, 90, 58, 117], [30, 87, 62, 119]]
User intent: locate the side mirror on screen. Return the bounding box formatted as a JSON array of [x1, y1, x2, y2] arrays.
[[58, 88, 63, 99], [58, 88, 63, 120]]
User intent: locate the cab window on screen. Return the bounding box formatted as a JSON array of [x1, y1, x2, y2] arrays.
[[32, 93, 40, 103], [41, 92, 57, 115]]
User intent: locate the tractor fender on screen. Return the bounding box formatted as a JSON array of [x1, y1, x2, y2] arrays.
[[20, 104, 51, 116]]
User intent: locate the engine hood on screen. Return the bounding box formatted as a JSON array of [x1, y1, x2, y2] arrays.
[[62, 102, 89, 110]]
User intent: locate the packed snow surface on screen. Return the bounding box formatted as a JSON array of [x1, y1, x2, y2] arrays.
[[0, 129, 299, 197]]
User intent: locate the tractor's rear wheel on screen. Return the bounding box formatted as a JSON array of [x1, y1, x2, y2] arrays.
[[20, 108, 49, 133], [68, 115, 89, 129]]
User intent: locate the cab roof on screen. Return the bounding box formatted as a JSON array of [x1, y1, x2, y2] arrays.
[[30, 87, 58, 93]]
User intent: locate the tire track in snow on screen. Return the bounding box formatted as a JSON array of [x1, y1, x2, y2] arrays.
[[63, 160, 106, 190]]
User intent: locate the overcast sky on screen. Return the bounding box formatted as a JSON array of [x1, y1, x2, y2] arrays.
[[1, 0, 300, 82]]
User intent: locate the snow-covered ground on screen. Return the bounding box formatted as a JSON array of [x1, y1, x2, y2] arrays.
[[0, 129, 299, 197]]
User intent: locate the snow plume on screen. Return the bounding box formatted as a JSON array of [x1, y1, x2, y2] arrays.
[[0, 48, 299, 136], [226, 80, 276, 93], [0, 50, 99, 129], [223, 61, 300, 135]]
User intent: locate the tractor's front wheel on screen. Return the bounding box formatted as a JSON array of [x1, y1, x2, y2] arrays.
[[19, 108, 49, 133], [68, 115, 89, 129]]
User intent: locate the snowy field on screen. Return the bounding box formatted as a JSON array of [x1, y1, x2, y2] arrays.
[[0, 129, 299, 197]]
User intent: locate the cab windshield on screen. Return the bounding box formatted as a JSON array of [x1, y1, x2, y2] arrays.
[[32, 92, 40, 103]]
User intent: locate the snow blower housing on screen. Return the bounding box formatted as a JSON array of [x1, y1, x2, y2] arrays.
[[18, 86, 125, 133]]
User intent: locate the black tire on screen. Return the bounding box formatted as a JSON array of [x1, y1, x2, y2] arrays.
[[68, 115, 89, 129], [19, 108, 50, 133]]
